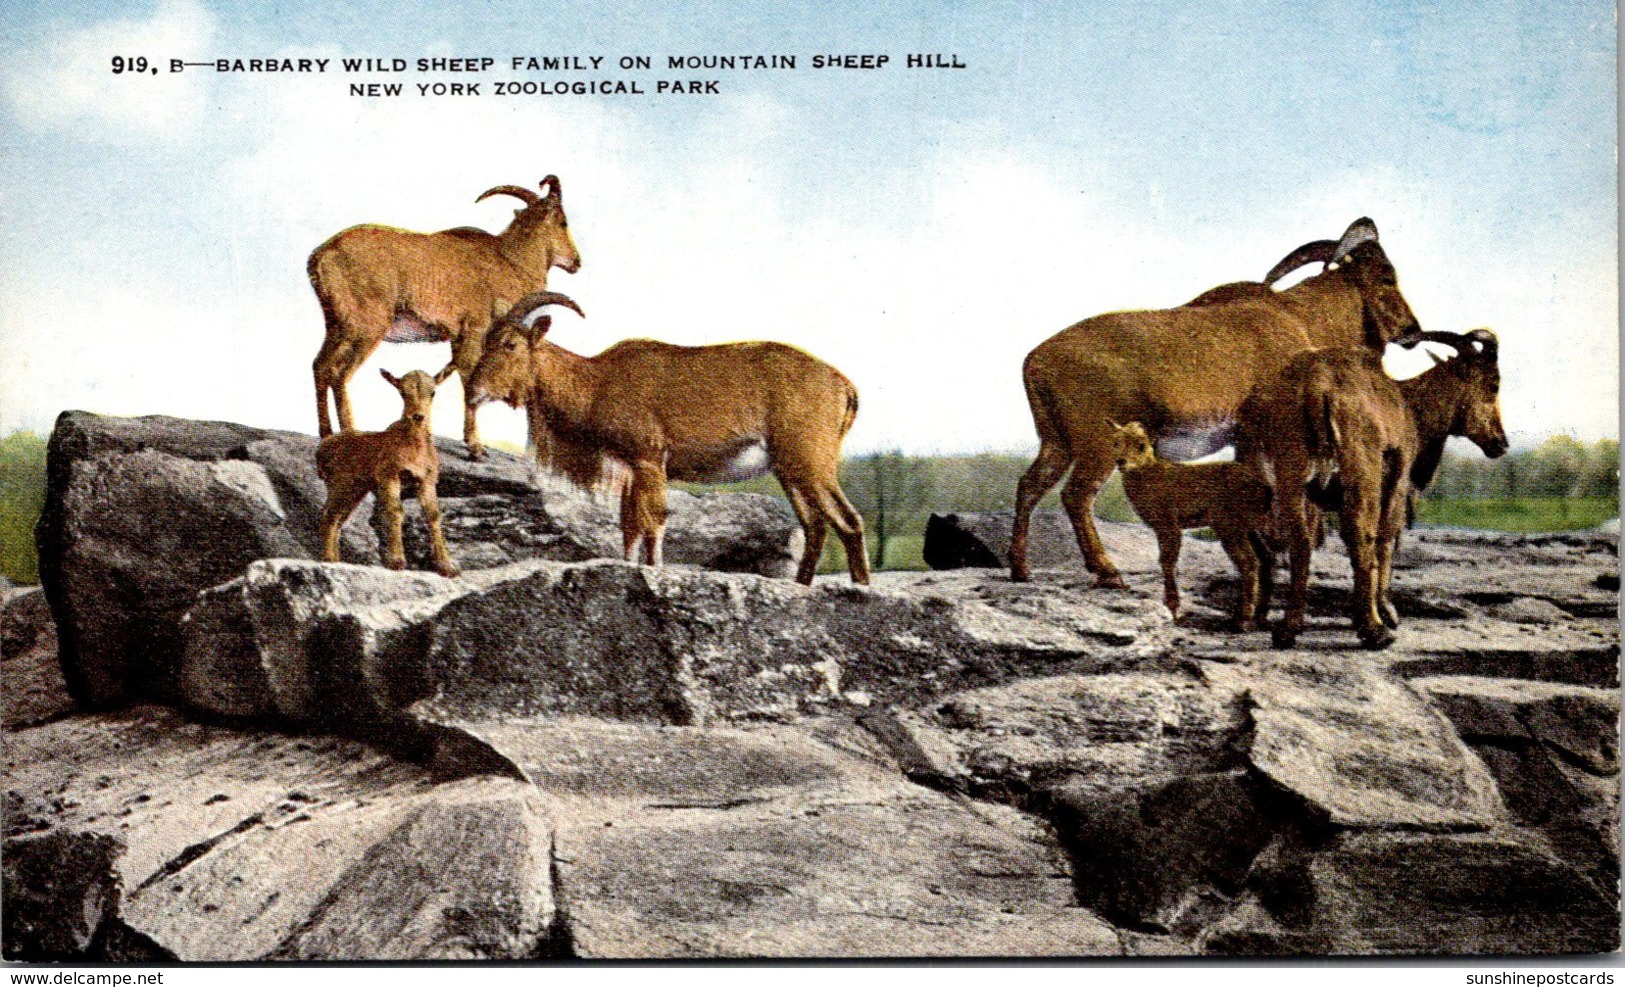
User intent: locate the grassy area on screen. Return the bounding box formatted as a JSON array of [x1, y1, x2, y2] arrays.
[[0, 432, 47, 585], [1415, 496, 1619, 533]]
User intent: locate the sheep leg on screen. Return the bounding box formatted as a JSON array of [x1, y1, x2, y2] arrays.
[[1375, 481, 1408, 631], [418, 480, 460, 579], [1010, 442, 1070, 582], [450, 335, 487, 460], [1153, 527, 1183, 619], [1218, 525, 1261, 632], [1250, 531, 1275, 625], [324, 336, 381, 434], [622, 462, 669, 567], [1337, 477, 1391, 649], [318, 482, 369, 562], [783, 485, 829, 585], [818, 483, 871, 586], [1271, 479, 1313, 649], [1060, 454, 1125, 588], [377, 475, 407, 570]]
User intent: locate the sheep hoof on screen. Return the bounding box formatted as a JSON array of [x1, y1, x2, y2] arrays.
[[465, 445, 487, 462], [436, 565, 462, 579], [1359, 625, 1397, 650], [1094, 573, 1128, 590], [1010, 566, 1031, 583], [1379, 602, 1401, 629], [1270, 625, 1299, 650], [384, 558, 406, 571], [1227, 618, 1255, 634]]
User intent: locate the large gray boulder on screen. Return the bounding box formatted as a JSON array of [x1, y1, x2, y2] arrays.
[[2, 705, 553, 961], [2, 588, 73, 729], [36, 412, 802, 708]]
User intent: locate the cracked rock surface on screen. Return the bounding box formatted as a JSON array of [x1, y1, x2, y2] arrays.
[[5, 414, 1619, 959]]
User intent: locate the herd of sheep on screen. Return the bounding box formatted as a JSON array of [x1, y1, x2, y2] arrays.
[[306, 178, 1506, 652]]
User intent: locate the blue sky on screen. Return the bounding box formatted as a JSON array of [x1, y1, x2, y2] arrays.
[[1, 0, 1616, 452]]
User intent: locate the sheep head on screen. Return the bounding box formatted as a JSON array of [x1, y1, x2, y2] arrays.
[[380, 366, 454, 423], [465, 291, 586, 409], [1265, 218, 1422, 350], [1418, 329, 1508, 459], [477, 175, 581, 275], [1106, 420, 1158, 470]]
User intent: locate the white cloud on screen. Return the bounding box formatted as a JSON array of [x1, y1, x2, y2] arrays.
[[3, 0, 215, 138], [2, 43, 1615, 458]]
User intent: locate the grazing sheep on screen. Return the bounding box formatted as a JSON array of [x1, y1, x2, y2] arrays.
[[1012, 218, 1424, 588], [1237, 330, 1506, 649], [308, 176, 581, 459], [464, 291, 871, 585], [1108, 420, 1274, 628], [316, 367, 460, 578]]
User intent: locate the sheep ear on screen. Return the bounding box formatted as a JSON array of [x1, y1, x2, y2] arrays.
[[379, 369, 402, 389], [526, 315, 553, 344], [433, 363, 457, 385], [1103, 417, 1123, 431], [1428, 350, 1447, 367]]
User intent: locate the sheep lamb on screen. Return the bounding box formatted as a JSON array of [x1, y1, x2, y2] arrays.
[[464, 291, 871, 585], [316, 367, 460, 578], [1108, 420, 1274, 629]]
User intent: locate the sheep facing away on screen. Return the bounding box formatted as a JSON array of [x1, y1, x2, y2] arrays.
[[1107, 420, 1275, 629], [464, 291, 871, 585], [1237, 330, 1506, 649], [308, 175, 580, 460], [1012, 218, 1424, 590], [316, 367, 460, 579]]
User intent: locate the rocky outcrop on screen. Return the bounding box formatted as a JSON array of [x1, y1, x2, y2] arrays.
[[2, 588, 73, 729], [3, 706, 552, 961], [8, 411, 1619, 959], [36, 412, 801, 709]]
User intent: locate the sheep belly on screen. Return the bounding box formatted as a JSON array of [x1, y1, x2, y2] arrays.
[[1155, 419, 1235, 462], [385, 312, 447, 344], [670, 440, 773, 483]]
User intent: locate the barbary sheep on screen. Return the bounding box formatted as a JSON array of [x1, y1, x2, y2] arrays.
[[1108, 420, 1274, 628], [316, 367, 460, 578], [464, 291, 871, 585], [308, 175, 581, 460], [1012, 218, 1424, 588], [1237, 330, 1506, 649]]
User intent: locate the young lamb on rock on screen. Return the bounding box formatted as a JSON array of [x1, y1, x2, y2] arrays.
[[316, 367, 460, 578], [1108, 420, 1274, 629]]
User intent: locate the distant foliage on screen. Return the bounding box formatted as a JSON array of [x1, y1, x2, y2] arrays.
[[0, 433, 1612, 583], [0, 431, 47, 585], [1423, 436, 1619, 501]]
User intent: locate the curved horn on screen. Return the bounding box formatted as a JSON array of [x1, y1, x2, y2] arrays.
[[1264, 239, 1338, 285], [538, 174, 562, 204], [504, 291, 586, 327], [1416, 330, 1475, 357], [1465, 328, 1499, 359], [476, 184, 542, 208], [1329, 217, 1380, 263]]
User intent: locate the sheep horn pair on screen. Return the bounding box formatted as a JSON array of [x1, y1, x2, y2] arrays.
[[504, 291, 586, 329], [1263, 217, 1381, 285], [476, 175, 565, 209], [1418, 328, 1498, 359]]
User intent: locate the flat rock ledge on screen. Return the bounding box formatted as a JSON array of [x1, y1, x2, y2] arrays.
[[4, 415, 1619, 960], [35, 411, 801, 709]]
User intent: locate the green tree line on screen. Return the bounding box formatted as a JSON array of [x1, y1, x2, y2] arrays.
[[0, 431, 1616, 583]]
